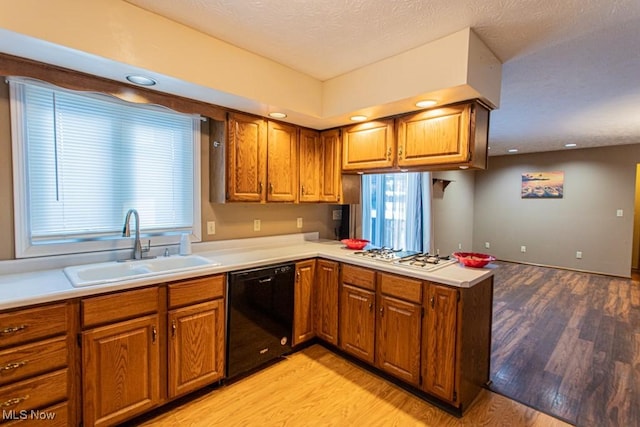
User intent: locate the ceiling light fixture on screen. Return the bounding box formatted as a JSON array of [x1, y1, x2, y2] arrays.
[[415, 99, 437, 108], [508, 149, 519, 153], [126, 74, 157, 86], [459, 165, 469, 169], [564, 143, 577, 148], [350, 115, 368, 122], [269, 112, 287, 119]]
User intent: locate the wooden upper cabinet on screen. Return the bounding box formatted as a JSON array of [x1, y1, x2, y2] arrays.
[[396, 101, 489, 170], [422, 283, 459, 403], [342, 119, 395, 171], [267, 121, 299, 202], [226, 112, 267, 202], [320, 129, 342, 203], [299, 129, 321, 202]]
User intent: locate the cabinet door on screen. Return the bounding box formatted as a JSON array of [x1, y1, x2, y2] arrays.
[[267, 121, 298, 202], [315, 260, 339, 345], [82, 315, 160, 427], [319, 129, 342, 203], [342, 119, 395, 171], [422, 284, 459, 402], [227, 112, 267, 202], [293, 260, 316, 345], [396, 104, 471, 167], [377, 295, 421, 385], [340, 284, 375, 364], [168, 300, 225, 398], [299, 129, 321, 202]]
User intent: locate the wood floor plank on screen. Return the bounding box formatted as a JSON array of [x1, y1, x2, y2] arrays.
[[131, 345, 569, 427], [490, 261, 640, 427]]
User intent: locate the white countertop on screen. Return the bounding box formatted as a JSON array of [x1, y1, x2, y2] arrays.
[[0, 233, 494, 311]]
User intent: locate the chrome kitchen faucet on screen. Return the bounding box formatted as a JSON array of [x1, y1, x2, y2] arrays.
[[122, 208, 153, 260]]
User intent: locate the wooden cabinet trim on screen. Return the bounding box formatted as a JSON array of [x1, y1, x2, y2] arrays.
[[81, 286, 158, 328], [0, 303, 67, 348], [167, 274, 225, 309]]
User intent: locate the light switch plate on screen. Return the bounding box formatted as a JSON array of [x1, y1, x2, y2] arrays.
[[332, 209, 342, 220], [207, 221, 216, 235], [296, 217, 303, 229], [253, 219, 261, 231], [617, 209, 623, 217]]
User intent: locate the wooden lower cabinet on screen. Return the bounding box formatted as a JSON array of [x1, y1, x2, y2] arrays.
[[422, 284, 458, 402], [168, 299, 225, 398], [293, 259, 316, 346], [339, 284, 375, 364], [82, 315, 160, 427], [376, 295, 421, 385], [315, 260, 339, 345]]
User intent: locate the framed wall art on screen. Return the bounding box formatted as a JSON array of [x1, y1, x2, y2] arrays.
[[521, 171, 564, 198]]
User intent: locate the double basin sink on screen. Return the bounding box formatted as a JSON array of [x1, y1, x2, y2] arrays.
[[64, 254, 221, 287]]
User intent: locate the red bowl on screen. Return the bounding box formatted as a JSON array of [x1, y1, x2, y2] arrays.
[[341, 238, 370, 250], [453, 252, 496, 268]]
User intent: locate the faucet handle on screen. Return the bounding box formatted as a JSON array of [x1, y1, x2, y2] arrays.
[[142, 240, 151, 253]]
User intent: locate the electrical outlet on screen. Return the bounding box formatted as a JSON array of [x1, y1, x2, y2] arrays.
[[207, 221, 216, 235], [253, 219, 261, 232], [617, 209, 624, 217], [458, 243, 462, 250], [485, 242, 490, 249], [520, 245, 527, 253], [332, 209, 342, 220], [576, 251, 582, 259], [296, 217, 303, 229]]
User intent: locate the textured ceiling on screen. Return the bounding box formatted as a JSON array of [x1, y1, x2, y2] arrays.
[[126, 0, 640, 156]]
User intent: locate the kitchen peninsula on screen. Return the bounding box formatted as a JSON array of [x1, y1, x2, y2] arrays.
[[0, 233, 493, 425]]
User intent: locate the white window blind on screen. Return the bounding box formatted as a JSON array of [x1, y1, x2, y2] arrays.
[[9, 78, 201, 257]]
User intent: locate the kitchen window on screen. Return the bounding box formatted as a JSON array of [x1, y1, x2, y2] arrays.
[[362, 172, 432, 252], [9, 78, 201, 258]]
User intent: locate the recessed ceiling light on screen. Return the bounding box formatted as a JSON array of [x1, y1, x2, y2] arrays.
[[508, 149, 519, 153], [459, 165, 469, 169], [126, 75, 157, 86], [415, 99, 437, 108], [269, 112, 287, 119], [564, 143, 577, 148], [350, 115, 368, 122]]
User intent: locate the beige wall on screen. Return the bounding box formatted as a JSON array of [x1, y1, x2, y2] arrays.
[[0, 81, 339, 261], [473, 146, 640, 277]]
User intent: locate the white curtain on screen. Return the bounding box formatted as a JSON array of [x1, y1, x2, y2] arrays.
[[362, 172, 432, 252]]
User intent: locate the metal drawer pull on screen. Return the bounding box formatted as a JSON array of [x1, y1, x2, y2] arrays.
[[1, 395, 29, 407], [171, 320, 177, 338], [1, 325, 28, 335], [152, 326, 157, 343], [0, 361, 27, 372]]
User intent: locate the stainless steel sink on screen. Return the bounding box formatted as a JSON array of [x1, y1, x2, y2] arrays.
[[64, 255, 220, 287]]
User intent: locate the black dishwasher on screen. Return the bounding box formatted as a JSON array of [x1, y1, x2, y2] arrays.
[[226, 263, 295, 379]]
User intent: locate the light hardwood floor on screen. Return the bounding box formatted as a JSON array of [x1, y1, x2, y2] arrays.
[[132, 345, 567, 427]]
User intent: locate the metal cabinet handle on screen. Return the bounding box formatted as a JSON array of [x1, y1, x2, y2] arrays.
[[152, 326, 157, 343], [430, 296, 435, 309], [296, 271, 300, 282], [1, 395, 29, 408], [369, 303, 373, 312], [379, 307, 384, 316], [171, 320, 177, 339], [301, 185, 305, 195], [0, 361, 27, 372], [269, 182, 274, 193], [386, 147, 392, 160], [398, 146, 403, 158], [259, 181, 263, 194], [1, 325, 27, 335]]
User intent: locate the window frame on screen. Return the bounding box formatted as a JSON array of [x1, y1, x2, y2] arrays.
[[10, 77, 202, 258]]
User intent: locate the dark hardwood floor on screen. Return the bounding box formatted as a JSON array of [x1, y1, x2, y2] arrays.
[[490, 261, 640, 427]]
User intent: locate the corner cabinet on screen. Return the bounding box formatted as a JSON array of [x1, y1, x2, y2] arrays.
[[342, 119, 395, 171], [315, 259, 339, 345], [293, 259, 316, 346]]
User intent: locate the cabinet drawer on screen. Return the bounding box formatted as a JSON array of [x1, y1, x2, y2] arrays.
[[168, 274, 225, 309], [0, 304, 67, 348], [379, 273, 422, 304], [82, 286, 158, 328], [3, 401, 68, 426], [0, 369, 67, 414], [0, 337, 67, 386], [342, 264, 376, 290]]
